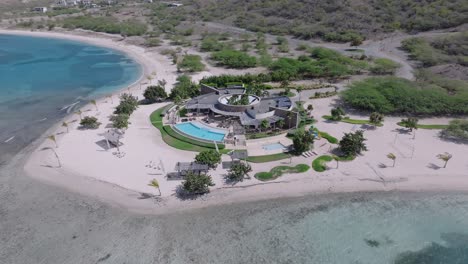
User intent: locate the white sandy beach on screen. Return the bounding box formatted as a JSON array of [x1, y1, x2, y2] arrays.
[[3, 29, 467, 215]]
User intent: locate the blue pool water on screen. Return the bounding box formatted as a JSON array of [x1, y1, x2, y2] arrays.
[[262, 142, 286, 151], [174, 122, 226, 142], [0, 34, 142, 164]]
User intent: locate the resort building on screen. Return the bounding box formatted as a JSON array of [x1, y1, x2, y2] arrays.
[[170, 84, 300, 145]]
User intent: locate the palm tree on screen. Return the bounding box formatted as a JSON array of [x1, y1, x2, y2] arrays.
[[75, 110, 83, 120], [296, 85, 304, 102], [437, 152, 452, 168], [260, 119, 269, 132], [147, 75, 153, 84], [332, 155, 339, 169], [401, 117, 418, 139], [369, 112, 384, 128], [90, 99, 98, 111], [158, 79, 167, 89], [387, 153, 396, 167], [50, 147, 62, 167], [148, 179, 161, 196], [48, 135, 58, 148], [62, 122, 69, 133]]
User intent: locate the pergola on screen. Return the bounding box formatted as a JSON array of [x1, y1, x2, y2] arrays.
[[174, 162, 209, 176]]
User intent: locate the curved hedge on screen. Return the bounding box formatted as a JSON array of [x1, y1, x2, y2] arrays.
[[312, 155, 333, 172], [255, 164, 310, 181]]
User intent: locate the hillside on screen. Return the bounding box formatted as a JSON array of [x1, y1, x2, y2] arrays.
[[189, 0, 468, 42]]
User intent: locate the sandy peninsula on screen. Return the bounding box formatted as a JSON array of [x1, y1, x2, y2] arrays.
[[3, 29, 467, 215]]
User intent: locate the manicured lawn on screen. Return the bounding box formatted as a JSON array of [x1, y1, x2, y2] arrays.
[[255, 164, 310, 181], [317, 130, 338, 144], [397, 122, 448, 130], [323, 115, 383, 127], [246, 152, 291, 163], [312, 155, 333, 172], [150, 106, 229, 153], [246, 131, 283, 140]]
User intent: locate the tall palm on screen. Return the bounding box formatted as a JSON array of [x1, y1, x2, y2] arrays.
[[75, 110, 83, 121], [48, 135, 58, 148], [148, 179, 161, 196], [90, 99, 98, 111], [147, 75, 153, 84], [437, 152, 452, 168], [332, 155, 339, 169], [62, 122, 69, 133], [387, 153, 396, 167], [369, 112, 384, 128], [50, 147, 62, 168], [296, 85, 304, 102]]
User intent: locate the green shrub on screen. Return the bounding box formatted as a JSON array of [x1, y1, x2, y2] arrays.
[[80, 116, 101, 129], [370, 58, 400, 75], [63, 16, 147, 36], [110, 114, 130, 129], [178, 54, 205, 72], [440, 119, 468, 141], [342, 77, 468, 115], [211, 49, 257, 68], [255, 164, 310, 181]]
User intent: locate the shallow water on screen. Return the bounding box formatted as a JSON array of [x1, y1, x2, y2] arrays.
[[0, 34, 141, 164]]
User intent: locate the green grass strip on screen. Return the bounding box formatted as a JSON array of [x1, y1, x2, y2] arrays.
[[397, 122, 448, 130], [312, 155, 333, 172], [323, 115, 383, 127], [318, 131, 338, 144], [255, 164, 310, 181], [246, 152, 291, 163], [150, 106, 229, 153]]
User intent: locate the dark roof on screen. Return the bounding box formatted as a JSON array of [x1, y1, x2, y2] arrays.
[[174, 162, 209, 172], [229, 150, 248, 160]]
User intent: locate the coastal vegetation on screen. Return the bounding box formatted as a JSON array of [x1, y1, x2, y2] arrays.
[[339, 130, 367, 157], [79, 116, 100, 129], [62, 16, 147, 36], [211, 50, 257, 68], [292, 129, 315, 154], [181, 172, 214, 195], [195, 150, 222, 169], [178, 54, 205, 72], [342, 77, 468, 115], [169, 75, 199, 102], [143, 85, 168, 103], [114, 93, 139, 115], [110, 114, 130, 130], [227, 162, 252, 182], [440, 119, 468, 142], [255, 164, 310, 181]]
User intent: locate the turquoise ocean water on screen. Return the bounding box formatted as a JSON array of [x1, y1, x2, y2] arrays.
[[0, 34, 141, 164]]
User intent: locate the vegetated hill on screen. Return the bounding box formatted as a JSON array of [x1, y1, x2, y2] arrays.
[[189, 0, 468, 42]]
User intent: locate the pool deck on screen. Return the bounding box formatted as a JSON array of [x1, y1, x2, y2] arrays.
[[245, 134, 293, 156]]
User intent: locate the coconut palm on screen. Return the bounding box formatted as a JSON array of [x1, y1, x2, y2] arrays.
[[50, 147, 62, 168], [158, 79, 167, 89], [148, 179, 161, 196], [62, 122, 69, 133], [48, 135, 58, 148], [90, 99, 98, 111], [332, 155, 339, 169], [296, 85, 304, 102], [75, 110, 83, 120], [387, 153, 396, 167], [401, 117, 418, 139], [147, 75, 154, 84], [369, 112, 384, 128], [437, 152, 452, 168]]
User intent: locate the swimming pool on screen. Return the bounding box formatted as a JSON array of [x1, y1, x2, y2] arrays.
[[174, 122, 227, 142], [262, 142, 286, 151]]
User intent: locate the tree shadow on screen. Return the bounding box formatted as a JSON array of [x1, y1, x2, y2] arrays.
[[393, 128, 412, 135], [174, 185, 207, 201], [378, 163, 388, 169], [427, 163, 442, 170]]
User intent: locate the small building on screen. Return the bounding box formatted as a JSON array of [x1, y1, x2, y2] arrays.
[[33, 7, 48, 13], [174, 162, 209, 176]]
